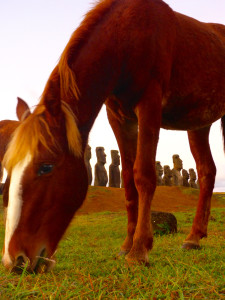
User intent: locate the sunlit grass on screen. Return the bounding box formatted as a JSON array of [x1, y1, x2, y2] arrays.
[[0, 199, 224, 299]]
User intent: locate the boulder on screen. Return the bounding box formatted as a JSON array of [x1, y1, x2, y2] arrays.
[[151, 211, 177, 235]]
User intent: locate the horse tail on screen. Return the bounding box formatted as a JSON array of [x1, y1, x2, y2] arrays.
[[221, 116, 225, 152]]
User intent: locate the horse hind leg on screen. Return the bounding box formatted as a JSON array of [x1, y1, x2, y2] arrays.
[[106, 100, 138, 256], [183, 126, 216, 249]]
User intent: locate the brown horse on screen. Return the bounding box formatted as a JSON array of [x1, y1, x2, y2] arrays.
[[0, 98, 30, 182], [2, 0, 225, 272]]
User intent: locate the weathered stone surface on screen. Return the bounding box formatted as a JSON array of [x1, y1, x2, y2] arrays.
[[182, 169, 190, 187], [84, 144, 92, 185], [87, 146, 199, 191], [172, 154, 183, 186], [156, 161, 163, 186], [109, 150, 121, 188], [189, 168, 197, 189], [94, 147, 108, 187], [162, 165, 172, 186], [151, 211, 177, 234]]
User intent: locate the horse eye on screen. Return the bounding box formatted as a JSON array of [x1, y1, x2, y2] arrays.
[[38, 164, 54, 176]]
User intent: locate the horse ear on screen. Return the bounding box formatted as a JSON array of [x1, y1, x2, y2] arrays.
[[16, 97, 31, 121]]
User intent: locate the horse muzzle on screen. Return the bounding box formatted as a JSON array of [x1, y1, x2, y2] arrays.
[[2, 248, 56, 274]]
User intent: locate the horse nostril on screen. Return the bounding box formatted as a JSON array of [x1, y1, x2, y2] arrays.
[[15, 255, 25, 267], [11, 254, 29, 274], [34, 248, 56, 273]]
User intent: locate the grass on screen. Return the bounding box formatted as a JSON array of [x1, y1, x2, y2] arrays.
[[213, 193, 225, 204], [0, 200, 225, 299], [178, 187, 200, 197]]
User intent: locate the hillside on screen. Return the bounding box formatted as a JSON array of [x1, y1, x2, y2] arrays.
[[77, 186, 225, 214]]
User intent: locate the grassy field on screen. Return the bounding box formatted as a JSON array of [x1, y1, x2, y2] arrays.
[[0, 194, 224, 299]]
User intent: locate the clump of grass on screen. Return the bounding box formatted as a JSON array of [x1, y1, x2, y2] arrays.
[[154, 222, 172, 236]]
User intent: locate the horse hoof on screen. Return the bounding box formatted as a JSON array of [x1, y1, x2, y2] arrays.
[[182, 242, 201, 250], [116, 250, 130, 258], [125, 256, 150, 267], [125, 251, 149, 266]]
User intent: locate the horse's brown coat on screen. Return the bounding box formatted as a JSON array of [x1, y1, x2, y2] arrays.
[[2, 0, 225, 270], [0, 98, 30, 182]]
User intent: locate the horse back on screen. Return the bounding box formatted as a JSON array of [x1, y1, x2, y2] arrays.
[[161, 12, 225, 130], [209, 23, 225, 45], [0, 120, 19, 161]]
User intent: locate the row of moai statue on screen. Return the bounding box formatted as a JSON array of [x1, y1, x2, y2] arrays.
[[84, 145, 121, 188], [156, 154, 199, 189], [85, 146, 199, 189]]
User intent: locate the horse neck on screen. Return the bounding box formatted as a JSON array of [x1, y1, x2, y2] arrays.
[[69, 44, 119, 144], [59, 0, 123, 144]]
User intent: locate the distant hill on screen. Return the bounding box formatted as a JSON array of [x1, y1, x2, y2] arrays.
[[77, 186, 225, 215]]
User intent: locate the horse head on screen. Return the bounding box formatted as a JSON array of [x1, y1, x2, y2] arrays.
[[2, 96, 88, 273]]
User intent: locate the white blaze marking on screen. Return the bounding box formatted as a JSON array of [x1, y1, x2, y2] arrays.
[[2, 154, 31, 267]]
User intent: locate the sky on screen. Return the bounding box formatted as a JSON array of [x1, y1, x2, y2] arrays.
[[0, 0, 225, 191]]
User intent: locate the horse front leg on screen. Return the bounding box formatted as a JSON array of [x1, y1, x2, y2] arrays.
[[125, 82, 161, 264], [183, 126, 216, 249], [106, 101, 138, 255]]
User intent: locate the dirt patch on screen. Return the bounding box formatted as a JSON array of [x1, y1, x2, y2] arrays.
[[77, 186, 225, 215]]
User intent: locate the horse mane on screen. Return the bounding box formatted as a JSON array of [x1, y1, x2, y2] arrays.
[[58, 0, 115, 100], [3, 102, 82, 175]]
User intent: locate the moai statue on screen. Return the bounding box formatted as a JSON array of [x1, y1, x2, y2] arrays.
[[182, 169, 190, 187], [171, 154, 183, 186], [84, 144, 92, 185], [162, 165, 172, 186], [155, 161, 163, 186], [109, 150, 121, 188], [189, 168, 197, 189], [94, 147, 108, 186]]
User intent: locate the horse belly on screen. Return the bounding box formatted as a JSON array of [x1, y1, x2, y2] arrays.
[[161, 96, 225, 131]]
